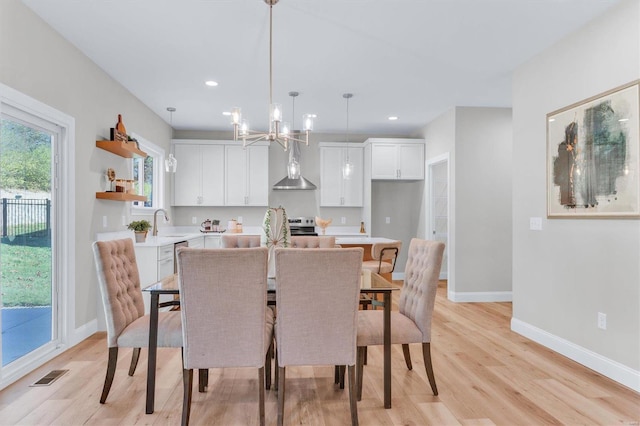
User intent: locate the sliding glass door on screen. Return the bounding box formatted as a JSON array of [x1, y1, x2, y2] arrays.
[[0, 110, 59, 369]]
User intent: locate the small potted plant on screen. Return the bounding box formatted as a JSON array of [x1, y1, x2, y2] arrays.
[[128, 219, 151, 243]]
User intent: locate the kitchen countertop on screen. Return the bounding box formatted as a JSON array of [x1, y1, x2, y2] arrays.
[[335, 237, 396, 245]]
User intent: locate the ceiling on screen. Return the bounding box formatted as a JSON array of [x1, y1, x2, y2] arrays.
[[23, 0, 621, 136]]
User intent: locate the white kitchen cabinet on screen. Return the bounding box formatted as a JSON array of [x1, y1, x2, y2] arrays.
[[225, 145, 269, 206], [135, 243, 175, 287], [172, 143, 224, 206], [185, 235, 204, 248], [368, 139, 425, 180], [319, 143, 363, 207], [204, 235, 221, 248]]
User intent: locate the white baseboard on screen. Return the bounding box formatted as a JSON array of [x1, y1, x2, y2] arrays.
[[511, 318, 640, 393], [448, 290, 512, 302], [71, 319, 98, 346]]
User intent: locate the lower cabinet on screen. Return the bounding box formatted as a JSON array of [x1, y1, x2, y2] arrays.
[[204, 235, 221, 248], [135, 243, 175, 314]]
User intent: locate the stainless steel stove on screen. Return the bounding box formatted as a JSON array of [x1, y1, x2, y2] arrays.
[[288, 217, 318, 236]]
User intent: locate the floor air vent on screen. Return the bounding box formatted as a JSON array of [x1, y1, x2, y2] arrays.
[[30, 369, 68, 387]]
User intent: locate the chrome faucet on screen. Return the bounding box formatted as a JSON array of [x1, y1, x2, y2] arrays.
[[152, 209, 169, 236]]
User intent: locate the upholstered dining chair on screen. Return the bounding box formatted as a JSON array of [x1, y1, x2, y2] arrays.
[[92, 238, 183, 404], [221, 234, 261, 248], [290, 235, 336, 248], [356, 238, 444, 399], [176, 247, 274, 426], [274, 247, 363, 426]]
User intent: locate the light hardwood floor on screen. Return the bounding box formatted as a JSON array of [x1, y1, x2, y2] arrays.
[[1, 282, 638, 425]]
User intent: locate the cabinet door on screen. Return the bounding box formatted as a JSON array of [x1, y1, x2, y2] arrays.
[[224, 146, 248, 206], [246, 145, 269, 206], [173, 144, 202, 206], [200, 145, 225, 205], [320, 147, 345, 206], [371, 144, 399, 179], [343, 147, 363, 206], [398, 143, 424, 180]]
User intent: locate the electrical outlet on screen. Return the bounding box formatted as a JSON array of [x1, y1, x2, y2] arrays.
[[385, 217, 391, 224], [529, 217, 542, 230], [102, 216, 107, 228], [192, 216, 197, 224], [121, 215, 126, 226], [341, 217, 346, 224], [238, 216, 243, 224], [598, 312, 607, 330]]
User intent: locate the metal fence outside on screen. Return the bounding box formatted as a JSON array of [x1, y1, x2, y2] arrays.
[[1, 198, 51, 237]]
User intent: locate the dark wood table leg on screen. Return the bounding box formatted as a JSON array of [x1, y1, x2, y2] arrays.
[[146, 292, 160, 414], [383, 290, 391, 409]]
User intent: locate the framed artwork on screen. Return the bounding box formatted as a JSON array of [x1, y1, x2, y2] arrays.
[[547, 80, 640, 218]]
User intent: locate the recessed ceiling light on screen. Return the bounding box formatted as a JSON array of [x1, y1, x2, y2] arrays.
[[549, 118, 556, 122], [222, 111, 231, 116], [388, 116, 398, 121], [205, 80, 218, 87], [619, 118, 629, 122]]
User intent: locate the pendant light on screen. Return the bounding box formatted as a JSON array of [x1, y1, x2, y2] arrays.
[[165, 107, 178, 173], [342, 93, 354, 179], [287, 92, 300, 179]]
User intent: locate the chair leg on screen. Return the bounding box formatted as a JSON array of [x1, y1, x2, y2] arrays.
[[258, 367, 266, 426], [339, 365, 346, 389], [422, 342, 438, 395], [356, 346, 365, 401], [348, 365, 359, 426], [274, 349, 279, 391], [334, 365, 340, 384], [182, 368, 193, 426], [128, 347, 141, 376], [265, 343, 273, 390], [198, 369, 208, 392], [100, 347, 118, 403], [363, 346, 367, 365], [402, 344, 413, 370], [277, 367, 286, 426]]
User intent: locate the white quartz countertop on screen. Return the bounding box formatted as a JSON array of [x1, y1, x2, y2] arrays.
[[335, 237, 397, 245]]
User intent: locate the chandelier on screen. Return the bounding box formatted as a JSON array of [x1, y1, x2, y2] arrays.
[[342, 93, 354, 179], [231, 0, 313, 151]]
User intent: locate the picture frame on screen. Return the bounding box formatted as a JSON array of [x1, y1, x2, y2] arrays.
[[547, 80, 640, 218]]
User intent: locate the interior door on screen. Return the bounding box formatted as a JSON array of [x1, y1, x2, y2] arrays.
[[429, 159, 448, 280]]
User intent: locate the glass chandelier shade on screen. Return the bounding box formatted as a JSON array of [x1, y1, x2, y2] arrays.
[[342, 93, 354, 180]]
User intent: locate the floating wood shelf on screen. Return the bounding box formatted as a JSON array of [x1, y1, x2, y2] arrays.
[[96, 192, 147, 202], [96, 140, 147, 158]]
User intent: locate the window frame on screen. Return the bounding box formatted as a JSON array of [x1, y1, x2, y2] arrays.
[[130, 133, 165, 212]]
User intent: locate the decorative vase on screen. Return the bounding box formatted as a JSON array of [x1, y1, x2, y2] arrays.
[[134, 231, 147, 243], [261, 207, 290, 278]]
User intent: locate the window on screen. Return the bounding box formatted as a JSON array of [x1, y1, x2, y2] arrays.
[[131, 133, 165, 211]]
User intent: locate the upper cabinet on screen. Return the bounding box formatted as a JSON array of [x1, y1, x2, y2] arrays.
[[367, 138, 425, 180], [225, 145, 269, 206], [172, 142, 224, 206], [319, 143, 363, 207]]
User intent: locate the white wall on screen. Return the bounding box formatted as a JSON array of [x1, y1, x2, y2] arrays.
[[419, 107, 513, 300], [0, 0, 172, 328], [511, 0, 640, 389]]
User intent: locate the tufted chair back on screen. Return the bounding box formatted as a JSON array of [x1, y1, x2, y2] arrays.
[[397, 238, 445, 342], [221, 234, 261, 248], [93, 238, 145, 347], [290, 236, 336, 248]]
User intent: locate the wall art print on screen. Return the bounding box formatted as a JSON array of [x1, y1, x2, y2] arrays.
[[547, 81, 640, 218]]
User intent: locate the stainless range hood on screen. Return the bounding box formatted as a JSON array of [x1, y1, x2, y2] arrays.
[[273, 140, 317, 190]]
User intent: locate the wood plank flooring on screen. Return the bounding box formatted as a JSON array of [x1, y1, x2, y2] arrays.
[[1, 282, 638, 425]]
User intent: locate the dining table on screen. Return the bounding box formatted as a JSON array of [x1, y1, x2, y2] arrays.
[[142, 268, 398, 414]]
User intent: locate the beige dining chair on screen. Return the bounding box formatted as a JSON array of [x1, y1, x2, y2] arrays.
[[274, 247, 363, 426], [221, 234, 261, 248], [356, 238, 444, 399], [289, 235, 336, 248], [176, 247, 274, 426], [92, 238, 183, 404]]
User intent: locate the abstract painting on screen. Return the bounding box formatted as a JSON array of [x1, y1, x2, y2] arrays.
[[547, 81, 639, 218]]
